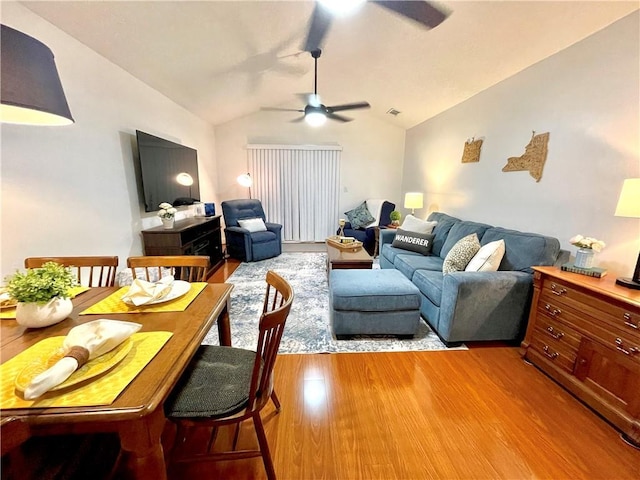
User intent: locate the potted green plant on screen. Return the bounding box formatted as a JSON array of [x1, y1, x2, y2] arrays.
[[389, 210, 402, 226], [5, 262, 76, 328]]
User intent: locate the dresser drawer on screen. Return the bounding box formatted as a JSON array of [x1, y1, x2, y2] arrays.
[[529, 335, 577, 373], [542, 277, 640, 338], [533, 310, 582, 352]]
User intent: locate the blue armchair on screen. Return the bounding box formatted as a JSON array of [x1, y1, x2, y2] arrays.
[[222, 199, 282, 262], [339, 199, 395, 256]]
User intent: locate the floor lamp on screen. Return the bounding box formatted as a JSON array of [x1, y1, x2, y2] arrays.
[[614, 178, 640, 289], [237, 173, 253, 199]]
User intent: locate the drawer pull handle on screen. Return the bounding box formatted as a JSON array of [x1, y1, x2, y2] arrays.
[[546, 326, 564, 340], [615, 338, 640, 356], [550, 283, 567, 296], [623, 313, 638, 329], [544, 304, 562, 317], [543, 345, 559, 360]]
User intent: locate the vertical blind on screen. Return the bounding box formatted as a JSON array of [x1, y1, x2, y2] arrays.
[[247, 144, 341, 242]]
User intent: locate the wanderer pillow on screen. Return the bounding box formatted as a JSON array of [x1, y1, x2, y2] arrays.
[[391, 228, 435, 256]]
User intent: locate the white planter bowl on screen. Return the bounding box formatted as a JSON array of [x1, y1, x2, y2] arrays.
[[16, 297, 73, 328]]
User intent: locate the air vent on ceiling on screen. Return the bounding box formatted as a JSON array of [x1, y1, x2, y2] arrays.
[[386, 108, 401, 116]]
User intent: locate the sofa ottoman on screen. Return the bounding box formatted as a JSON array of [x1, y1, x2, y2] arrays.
[[329, 269, 421, 338]]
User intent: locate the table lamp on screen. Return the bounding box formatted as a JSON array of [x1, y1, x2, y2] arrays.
[[614, 178, 640, 290], [404, 192, 423, 215]]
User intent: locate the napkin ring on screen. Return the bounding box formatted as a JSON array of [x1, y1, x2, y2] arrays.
[[65, 346, 90, 367]]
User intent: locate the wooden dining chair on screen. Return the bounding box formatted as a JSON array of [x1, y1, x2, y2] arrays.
[[24, 256, 118, 287], [126, 255, 210, 283], [165, 270, 294, 480]]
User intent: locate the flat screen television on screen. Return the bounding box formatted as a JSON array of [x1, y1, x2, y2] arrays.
[[136, 130, 200, 212]]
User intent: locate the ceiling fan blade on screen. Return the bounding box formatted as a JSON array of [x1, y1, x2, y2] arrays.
[[326, 112, 352, 123], [261, 107, 305, 112], [372, 1, 449, 29], [326, 102, 371, 112], [291, 116, 306, 123], [303, 3, 333, 52]]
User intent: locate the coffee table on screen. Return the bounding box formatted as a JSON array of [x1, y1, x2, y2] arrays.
[[326, 242, 373, 271]]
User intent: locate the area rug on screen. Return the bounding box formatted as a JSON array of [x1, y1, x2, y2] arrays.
[[202, 253, 465, 354]]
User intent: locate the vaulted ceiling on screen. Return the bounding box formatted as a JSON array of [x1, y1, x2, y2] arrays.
[[22, 1, 639, 129]]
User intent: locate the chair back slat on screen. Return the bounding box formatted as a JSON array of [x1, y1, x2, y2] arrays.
[[249, 270, 294, 409], [126, 256, 210, 283], [24, 256, 118, 287]]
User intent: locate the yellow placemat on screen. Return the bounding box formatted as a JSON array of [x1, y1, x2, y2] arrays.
[[80, 282, 207, 315], [0, 331, 172, 409], [0, 286, 91, 320]]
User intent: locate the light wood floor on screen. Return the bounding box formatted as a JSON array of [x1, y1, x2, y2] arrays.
[[5, 258, 637, 479], [175, 258, 640, 479]]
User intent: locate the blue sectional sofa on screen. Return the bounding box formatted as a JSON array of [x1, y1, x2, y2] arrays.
[[380, 212, 565, 346]]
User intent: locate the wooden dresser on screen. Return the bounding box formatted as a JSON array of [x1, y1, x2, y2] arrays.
[[521, 266, 640, 446]]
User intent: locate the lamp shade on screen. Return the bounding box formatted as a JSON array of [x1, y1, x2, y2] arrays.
[[614, 178, 640, 218], [176, 172, 194, 187], [404, 192, 424, 210], [237, 173, 253, 188], [1, 24, 74, 126], [614, 178, 640, 290]]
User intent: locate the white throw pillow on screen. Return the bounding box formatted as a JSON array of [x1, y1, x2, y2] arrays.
[[465, 239, 506, 272], [400, 215, 437, 234], [238, 217, 267, 233]]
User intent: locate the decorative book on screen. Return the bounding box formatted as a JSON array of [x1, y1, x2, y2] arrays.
[[561, 262, 607, 278]]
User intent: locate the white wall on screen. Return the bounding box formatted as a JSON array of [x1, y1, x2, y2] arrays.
[[214, 111, 406, 220], [0, 3, 218, 278], [403, 12, 639, 277]]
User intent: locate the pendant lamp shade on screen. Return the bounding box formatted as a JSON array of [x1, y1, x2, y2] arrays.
[[1, 24, 74, 126]]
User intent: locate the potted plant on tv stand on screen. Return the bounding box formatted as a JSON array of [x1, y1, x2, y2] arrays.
[[5, 262, 76, 328]]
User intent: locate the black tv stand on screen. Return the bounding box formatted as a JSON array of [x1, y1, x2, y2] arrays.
[[141, 216, 223, 277]]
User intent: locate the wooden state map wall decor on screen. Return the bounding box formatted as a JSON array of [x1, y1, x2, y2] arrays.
[[502, 131, 549, 182], [461, 137, 483, 163]]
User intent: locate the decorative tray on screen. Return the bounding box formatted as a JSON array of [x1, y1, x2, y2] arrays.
[[326, 236, 363, 252]]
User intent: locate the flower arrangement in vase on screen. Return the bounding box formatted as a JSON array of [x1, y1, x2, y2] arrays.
[[4, 262, 76, 328], [157, 202, 177, 229], [569, 234, 606, 269]]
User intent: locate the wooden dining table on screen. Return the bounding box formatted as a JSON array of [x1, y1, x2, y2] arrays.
[[0, 282, 234, 479]]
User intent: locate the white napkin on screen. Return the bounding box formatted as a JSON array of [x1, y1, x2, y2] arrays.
[[23, 319, 142, 400], [121, 276, 174, 306]]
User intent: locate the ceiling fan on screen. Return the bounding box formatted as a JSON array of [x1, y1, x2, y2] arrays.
[[261, 49, 370, 126], [304, 0, 449, 52]]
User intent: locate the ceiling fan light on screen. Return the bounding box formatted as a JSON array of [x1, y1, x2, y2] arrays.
[[318, 0, 366, 16], [305, 111, 327, 127]]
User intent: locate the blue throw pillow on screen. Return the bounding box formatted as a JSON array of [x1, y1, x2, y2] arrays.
[[345, 202, 375, 230], [392, 228, 435, 255]]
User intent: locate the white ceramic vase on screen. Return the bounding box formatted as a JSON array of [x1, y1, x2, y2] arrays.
[[574, 248, 595, 269], [162, 217, 175, 229], [16, 297, 73, 328]]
